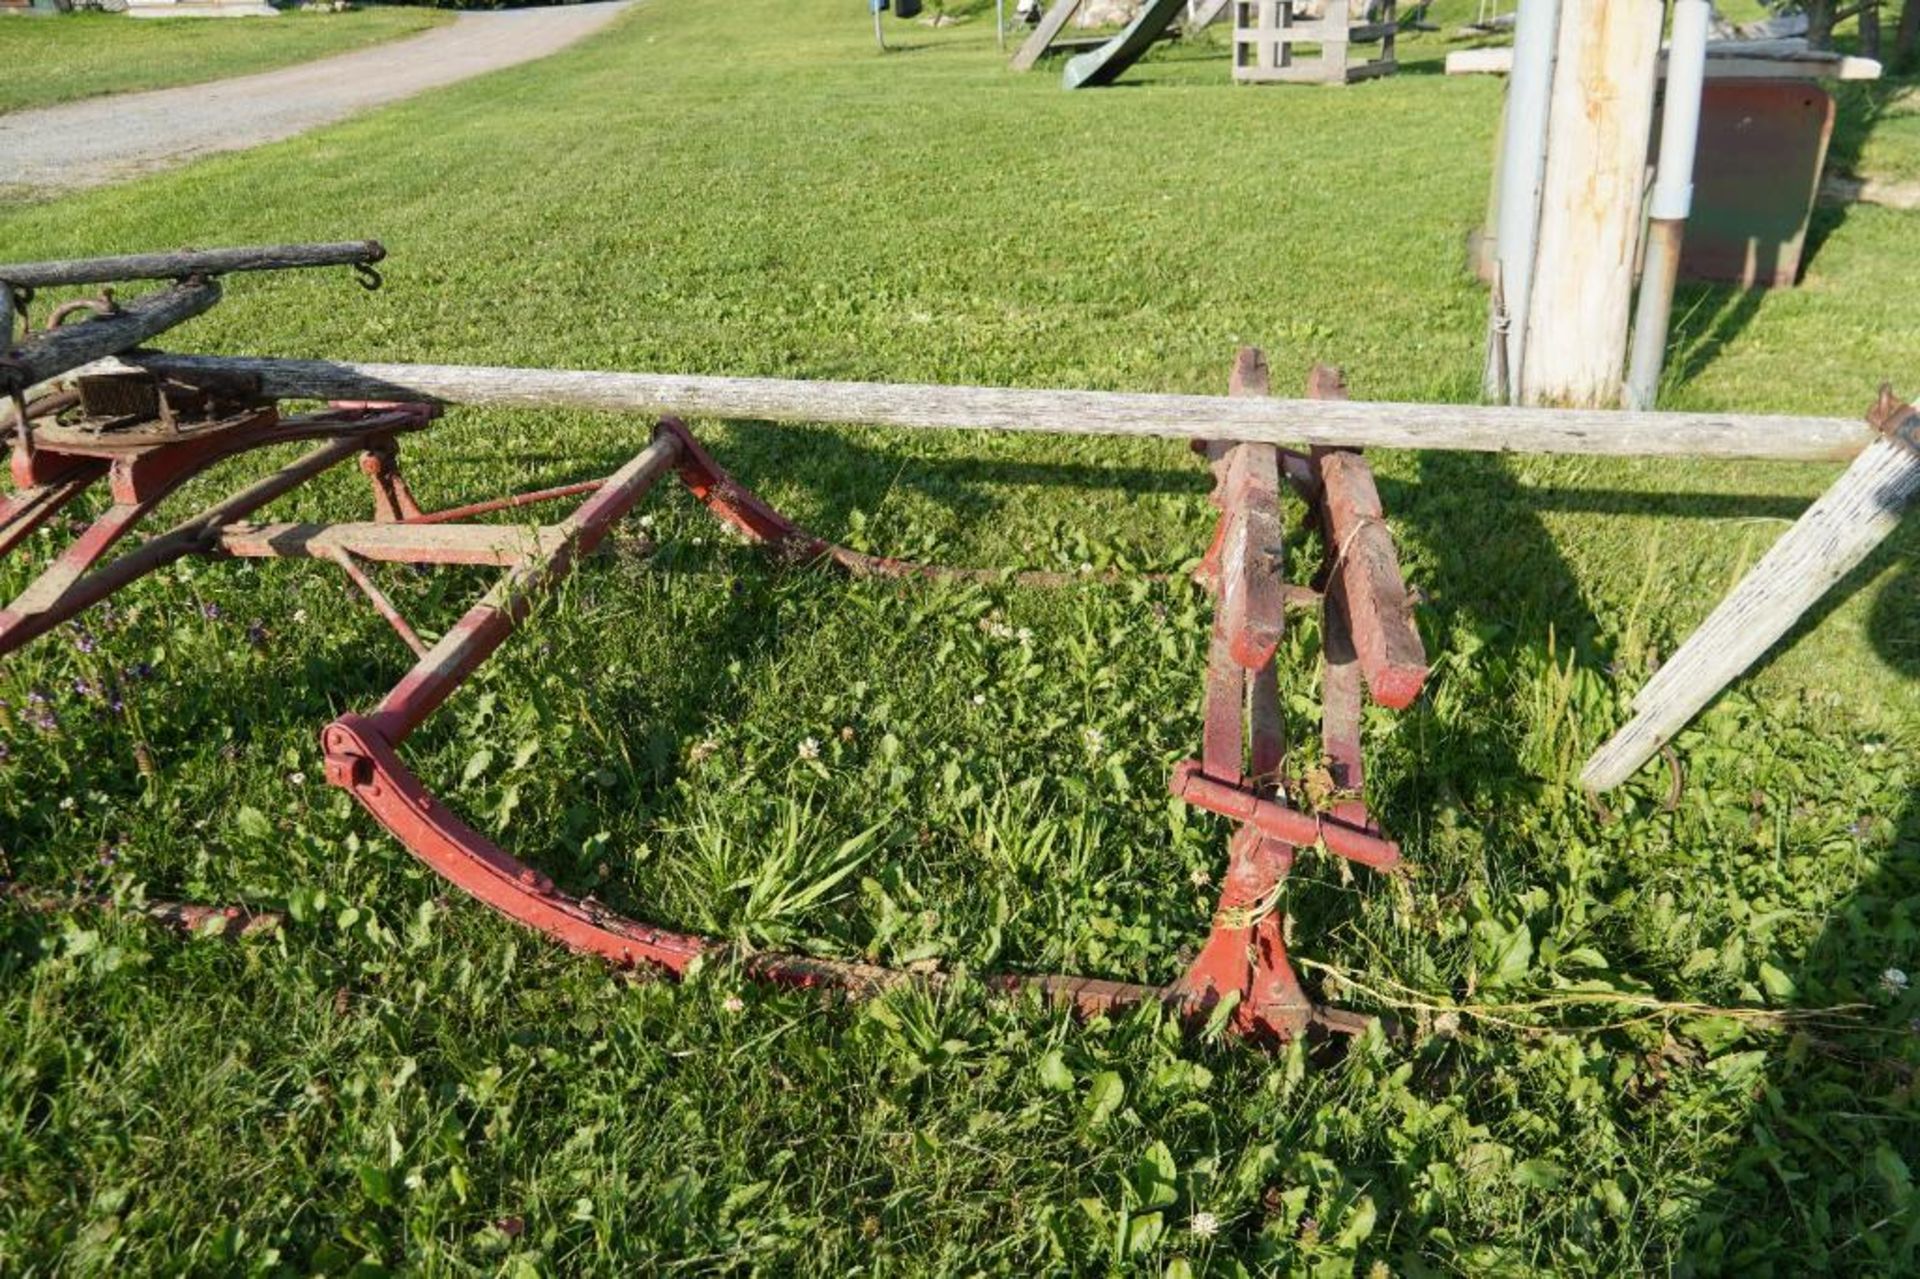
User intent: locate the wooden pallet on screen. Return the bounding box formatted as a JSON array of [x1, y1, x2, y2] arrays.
[[1232, 0, 1397, 84]]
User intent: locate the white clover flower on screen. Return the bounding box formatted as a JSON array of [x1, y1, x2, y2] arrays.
[[1189, 867, 1213, 889], [797, 737, 821, 761], [972, 693, 986, 706], [1883, 967, 1910, 995], [722, 994, 745, 1014], [292, 609, 309, 625], [1081, 726, 1105, 755], [1188, 1211, 1220, 1239], [288, 771, 307, 786]]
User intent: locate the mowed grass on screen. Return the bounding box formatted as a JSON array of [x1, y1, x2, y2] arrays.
[[2, 0, 1918, 1273], [0, 7, 448, 116]]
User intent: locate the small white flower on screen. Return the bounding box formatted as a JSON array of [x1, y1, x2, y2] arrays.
[[638, 514, 656, 529], [287, 771, 307, 786], [722, 994, 746, 1014], [1188, 1211, 1220, 1239], [797, 737, 821, 761], [972, 693, 986, 706], [1883, 967, 1910, 995], [292, 609, 309, 625], [1189, 867, 1213, 889], [1081, 726, 1105, 755], [1016, 627, 1033, 643], [58, 795, 75, 811]]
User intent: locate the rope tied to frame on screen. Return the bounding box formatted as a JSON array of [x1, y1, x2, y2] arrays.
[[1212, 879, 1285, 931], [1325, 511, 1388, 584]]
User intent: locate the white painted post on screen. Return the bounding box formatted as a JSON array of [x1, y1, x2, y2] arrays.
[[1520, 0, 1665, 408], [1484, 0, 1562, 403], [1624, 0, 1712, 411]]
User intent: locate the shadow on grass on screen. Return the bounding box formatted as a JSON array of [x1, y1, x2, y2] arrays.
[[1681, 782, 1920, 1272]]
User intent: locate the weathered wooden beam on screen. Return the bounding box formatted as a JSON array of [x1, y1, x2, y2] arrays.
[[1216, 347, 1288, 671], [2, 280, 221, 398], [1309, 364, 1428, 710], [0, 241, 383, 289], [1522, 0, 1664, 407], [1446, 44, 1884, 80], [118, 353, 1876, 463], [1582, 408, 1920, 790], [1010, 0, 1085, 70]]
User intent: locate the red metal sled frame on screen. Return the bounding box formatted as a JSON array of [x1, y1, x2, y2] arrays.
[[3, 351, 1426, 1041]]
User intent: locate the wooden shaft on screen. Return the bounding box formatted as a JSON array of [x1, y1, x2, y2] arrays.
[[1581, 435, 1920, 790], [1522, 0, 1664, 407], [120, 353, 1877, 463], [3, 280, 221, 396], [0, 241, 383, 289]]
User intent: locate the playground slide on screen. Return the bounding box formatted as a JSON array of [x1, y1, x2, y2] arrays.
[[1061, 0, 1189, 88]]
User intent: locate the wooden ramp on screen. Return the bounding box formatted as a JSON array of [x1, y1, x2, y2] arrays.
[[1062, 0, 1189, 87], [1010, 0, 1087, 71]]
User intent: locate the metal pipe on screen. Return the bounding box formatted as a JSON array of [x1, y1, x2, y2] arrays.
[[1624, 0, 1711, 411], [1485, 0, 1562, 402]]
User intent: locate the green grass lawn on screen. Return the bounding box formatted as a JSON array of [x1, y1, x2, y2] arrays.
[[2, 0, 1917, 1273], [0, 7, 448, 116]]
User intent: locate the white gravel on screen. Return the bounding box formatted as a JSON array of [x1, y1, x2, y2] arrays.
[[0, 2, 633, 196]]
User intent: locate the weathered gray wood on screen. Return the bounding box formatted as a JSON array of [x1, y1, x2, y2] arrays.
[[1445, 44, 1883, 80], [1581, 433, 1920, 790], [1010, 0, 1085, 70], [2, 280, 221, 397], [0, 241, 383, 289], [1522, 0, 1663, 407], [118, 352, 1877, 463]]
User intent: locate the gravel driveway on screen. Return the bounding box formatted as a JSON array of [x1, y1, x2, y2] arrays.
[[0, 2, 633, 196]]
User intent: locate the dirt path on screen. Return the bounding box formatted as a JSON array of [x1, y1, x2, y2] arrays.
[[0, 3, 633, 197]]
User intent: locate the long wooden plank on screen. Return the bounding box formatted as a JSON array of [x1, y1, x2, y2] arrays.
[[1309, 364, 1427, 710], [1446, 44, 1883, 81], [1009, 0, 1085, 70], [1581, 427, 1920, 790], [119, 353, 1877, 463], [0, 241, 383, 290], [2, 280, 221, 397]]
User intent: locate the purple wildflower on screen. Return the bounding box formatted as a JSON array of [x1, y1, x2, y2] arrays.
[[126, 662, 154, 683], [71, 628, 97, 654], [73, 678, 96, 699], [246, 619, 268, 648], [200, 601, 223, 621]]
